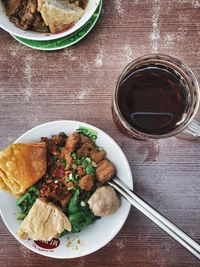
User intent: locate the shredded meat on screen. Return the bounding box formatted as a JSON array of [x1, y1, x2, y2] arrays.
[[77, 166, 85, 178]]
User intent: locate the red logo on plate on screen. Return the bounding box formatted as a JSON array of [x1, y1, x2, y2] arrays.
[[34, 238, 60, 249]]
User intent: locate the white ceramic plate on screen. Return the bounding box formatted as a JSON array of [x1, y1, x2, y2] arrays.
[[0, 120, 133, 259], [0, 0, 100, 41]]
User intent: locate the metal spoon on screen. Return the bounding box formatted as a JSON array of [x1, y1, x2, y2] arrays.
[[108, 177, 200, 260]]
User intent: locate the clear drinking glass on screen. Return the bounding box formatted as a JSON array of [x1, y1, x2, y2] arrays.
[[112, 54, 200, 140]]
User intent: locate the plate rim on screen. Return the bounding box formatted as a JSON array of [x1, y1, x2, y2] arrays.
[[0, 120, 133, 259]]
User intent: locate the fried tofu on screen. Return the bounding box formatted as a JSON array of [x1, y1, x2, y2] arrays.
[[17, 198, 71, 241], [37, 0, 85, 33]]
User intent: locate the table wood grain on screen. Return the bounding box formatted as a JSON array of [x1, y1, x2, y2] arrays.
[[0, 0, 200, 266]]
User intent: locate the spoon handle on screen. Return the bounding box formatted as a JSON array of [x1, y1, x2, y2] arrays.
[[108, 178, 200, 260]]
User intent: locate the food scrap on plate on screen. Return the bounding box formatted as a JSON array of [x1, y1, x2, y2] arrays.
[[0, 129, 120, 241]]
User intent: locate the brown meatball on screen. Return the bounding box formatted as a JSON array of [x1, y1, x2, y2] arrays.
[[65, 132, 80, 152], [90, 149, 106, 163], [77, 166, 86, 178], [88, 186, 120, 216], [79, 174, 94, 191], [96, 159, 116, 183]]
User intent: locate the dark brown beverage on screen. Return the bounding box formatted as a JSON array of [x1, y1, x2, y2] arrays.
[[117, 66, 189, 135]]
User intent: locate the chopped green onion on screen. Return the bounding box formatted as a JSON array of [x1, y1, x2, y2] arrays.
[[61, 157, 66, 168], [71, 152, 77, 160], [82, 157, 92, 168], [67, 173, 79, 182], [98, 146, 105, 151], [53, 155, 58, 161], [86, 166, 95, 175], [80, 156, 86, 162], [76, 159, 81, 165], [91, 161, 97, 167], [72, 174, 79, 182], [58, 147, 62, 153], [80, 201, 86, 207]]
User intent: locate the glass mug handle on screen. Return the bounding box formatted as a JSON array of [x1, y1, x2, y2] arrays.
[[178, 119, 200, 141]]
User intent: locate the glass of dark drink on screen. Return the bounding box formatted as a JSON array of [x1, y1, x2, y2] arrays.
[[112, 54, 200, 140]]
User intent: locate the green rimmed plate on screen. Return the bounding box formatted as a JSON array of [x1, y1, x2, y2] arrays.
[[11, 0, 102, 51]]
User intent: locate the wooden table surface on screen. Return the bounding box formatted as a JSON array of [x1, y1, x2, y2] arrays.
[[0, 0, 200, 266]]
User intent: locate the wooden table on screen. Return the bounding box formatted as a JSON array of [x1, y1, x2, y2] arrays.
[[0, 1, 200, 266]]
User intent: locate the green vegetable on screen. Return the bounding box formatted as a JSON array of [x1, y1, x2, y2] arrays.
[[16, 192, 30, 206], [68, 189, 80, 214], [27, 185, 40, 196], [67, 187, 99, 232], [17, 212, 27, 220], [16, 186, 40, 220], [69, 211, 99, 233]]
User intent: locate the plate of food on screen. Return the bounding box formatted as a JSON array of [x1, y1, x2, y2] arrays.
[[0, 0, 100, 41], [11, 0, 102, 51], [0, 120, 133, 259]]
